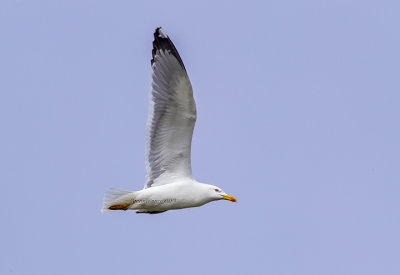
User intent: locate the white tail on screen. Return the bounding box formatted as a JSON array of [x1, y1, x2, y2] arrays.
[[101, 189, 135, 212]]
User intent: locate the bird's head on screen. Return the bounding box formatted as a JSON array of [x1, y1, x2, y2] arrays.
[[206, 185, 237, 202]]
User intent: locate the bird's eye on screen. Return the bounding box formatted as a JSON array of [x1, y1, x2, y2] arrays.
[[214, 188, 220, 192]]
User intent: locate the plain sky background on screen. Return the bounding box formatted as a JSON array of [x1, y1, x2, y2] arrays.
[[1, 1, 399, 274]]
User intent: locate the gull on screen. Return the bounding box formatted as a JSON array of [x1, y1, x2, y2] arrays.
[[102, 27, 237, 214]]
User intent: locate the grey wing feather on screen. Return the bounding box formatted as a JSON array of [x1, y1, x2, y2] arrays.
[[144, 28, 197, 189]]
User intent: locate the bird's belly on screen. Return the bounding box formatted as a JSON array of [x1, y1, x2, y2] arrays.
[[132, 198, 179, 210], [129, 196, 205, 211]]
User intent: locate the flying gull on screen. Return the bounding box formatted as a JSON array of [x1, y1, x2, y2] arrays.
[[102, 27, 237, 214]]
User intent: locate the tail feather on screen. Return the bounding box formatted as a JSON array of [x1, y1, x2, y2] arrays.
[[101, 189, 135, 212]]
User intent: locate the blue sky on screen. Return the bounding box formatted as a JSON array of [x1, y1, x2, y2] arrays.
[[1, 1, 399, 274]]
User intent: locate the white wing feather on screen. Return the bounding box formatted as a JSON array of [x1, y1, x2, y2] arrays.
[[144, 28, 197, 189]]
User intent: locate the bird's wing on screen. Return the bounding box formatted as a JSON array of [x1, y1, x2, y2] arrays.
[[144, 27, 197, 189]]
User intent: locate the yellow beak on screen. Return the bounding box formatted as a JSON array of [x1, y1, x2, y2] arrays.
[[221, 194, 237, 202]]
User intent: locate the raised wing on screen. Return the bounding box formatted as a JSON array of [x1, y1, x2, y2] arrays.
[[144, 27, 197, 189]]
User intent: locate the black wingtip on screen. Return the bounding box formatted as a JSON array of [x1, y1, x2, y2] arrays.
[[151, 27, 186, 71], [154, 27, 167, 38]]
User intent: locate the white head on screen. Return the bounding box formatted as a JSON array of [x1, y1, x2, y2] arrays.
[[204, 184, 237, 203]]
